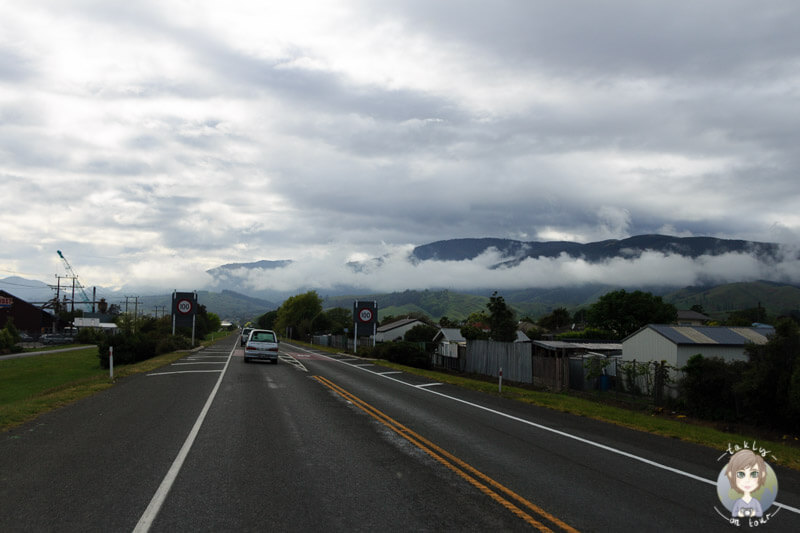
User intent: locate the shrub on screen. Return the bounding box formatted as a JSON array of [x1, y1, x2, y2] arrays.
[[76, 328, 106, 345], [679, 354, 745, 421], [97, 332, 157, 369], [155, 335, 192, 355], [371, 342, 430, 369]]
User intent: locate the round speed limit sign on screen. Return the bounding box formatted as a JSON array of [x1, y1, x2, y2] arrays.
[[357, 308, 374, 323], [177, 298, 193, 315]]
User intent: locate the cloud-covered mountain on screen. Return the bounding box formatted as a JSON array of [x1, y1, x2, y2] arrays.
[[203, 234, 799, 303], [410, 235, 782, 265]]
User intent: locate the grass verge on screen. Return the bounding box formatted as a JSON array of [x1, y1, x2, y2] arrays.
[[0, 334, 233, 433], [372, 359, 800, 471], [288, 341, 800, 471]]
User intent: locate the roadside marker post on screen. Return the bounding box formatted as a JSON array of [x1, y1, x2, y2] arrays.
[[109, 346, 114, 380], [499, 367, 503, 393]]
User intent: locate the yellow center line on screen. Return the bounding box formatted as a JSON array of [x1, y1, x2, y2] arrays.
[[314, 375, 579, 533]]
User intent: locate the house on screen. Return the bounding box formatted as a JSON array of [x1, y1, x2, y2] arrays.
[[433, 328, 466, 358], [622, 324, 774, 367], [73, 317, 118, 334], [0, 290, 60, 335], [676, 309, 710, 326], [374, 318, 424, 342]]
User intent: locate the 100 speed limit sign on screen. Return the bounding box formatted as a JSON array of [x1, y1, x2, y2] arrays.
[[176, 299, 194, 315], [357, 308, 374, 323]]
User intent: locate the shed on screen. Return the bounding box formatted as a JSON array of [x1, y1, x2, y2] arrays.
[[622, 324, 774, 367]]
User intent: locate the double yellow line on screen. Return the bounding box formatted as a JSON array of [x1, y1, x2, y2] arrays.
[[314, 376, 579, 532]]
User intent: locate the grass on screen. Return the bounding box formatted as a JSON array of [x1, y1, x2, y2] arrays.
[[0, 333, 235, 432], [288, 339, 800, 471]]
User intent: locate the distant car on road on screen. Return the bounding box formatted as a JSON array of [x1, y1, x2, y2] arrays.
[[240, 327, 253, 346], [243, 329, 279, 364], [40, 334, 71, 345]]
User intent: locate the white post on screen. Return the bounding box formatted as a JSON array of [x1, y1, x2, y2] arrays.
[[499, 366, 503, 393], [109, 346, 114, 380]]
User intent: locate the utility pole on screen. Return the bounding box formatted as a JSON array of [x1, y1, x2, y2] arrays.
[[55, 275, 75, 313], [124, 296, 140, 332]]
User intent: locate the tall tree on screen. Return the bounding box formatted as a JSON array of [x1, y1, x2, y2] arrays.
[[587, 289, 677, 339], [487, 292, 517, 342], [275, 291, 323, 339], [537, 307, 571, 331]]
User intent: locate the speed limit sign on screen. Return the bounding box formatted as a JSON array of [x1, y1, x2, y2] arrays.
[[177, 298, 193, 315], [358, 307, 374, 323]]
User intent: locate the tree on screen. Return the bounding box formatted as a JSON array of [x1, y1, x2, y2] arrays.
[[275, 291, 323, 340], [736, 318, 800, 430], [487, 292, 517, 342], [439, 316, 457, 328], [257, 310, 279, 330], [587, 289, 677, 339], [726, 305, 770, 327], [537, 307, 571, 331], [323, 307, 352, 334], [404, 323, 439, 343]]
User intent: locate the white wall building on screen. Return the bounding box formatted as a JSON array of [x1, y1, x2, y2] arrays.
[[622, 324, 774, 367], [374, 318, 424, 342]]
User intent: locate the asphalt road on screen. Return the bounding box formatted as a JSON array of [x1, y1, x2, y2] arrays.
[[1, 335, 799, 532]]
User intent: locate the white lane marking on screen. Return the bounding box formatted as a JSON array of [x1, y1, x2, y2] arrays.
[[278, 354, 308, 372], [148, 370, 223, 376], [304, 349, 800, 516], [416, 383, 443, 388], [171, 362, 226, 365], [134, 343, 236, 532], [378, 371, 403, 375]]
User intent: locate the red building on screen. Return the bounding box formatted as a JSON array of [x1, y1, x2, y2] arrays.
[[0, 290, 60, 335]]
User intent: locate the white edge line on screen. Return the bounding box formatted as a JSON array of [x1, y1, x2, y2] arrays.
[[308, 349, 800, 516], [147, 370, 224, 376], [133, 342, 235, 532], [171, 362, 227, 365], [416, 383, 443, 388]]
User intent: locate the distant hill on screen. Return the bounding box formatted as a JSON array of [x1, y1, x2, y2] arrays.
[[135, 290, 277, 325], [206, 260, 293, 277], [411, 234, 782, 265], [665, 281, 800, 319], [323, 281, 800, 323], [323, 290, 489, 321]]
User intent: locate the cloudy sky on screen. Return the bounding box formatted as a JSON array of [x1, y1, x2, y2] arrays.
[[2, 1, 799, 296]]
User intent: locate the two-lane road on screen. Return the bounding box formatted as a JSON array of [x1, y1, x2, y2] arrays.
[[2, 336, 798, 531]]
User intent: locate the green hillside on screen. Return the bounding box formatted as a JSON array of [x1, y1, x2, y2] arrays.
[[324, 290, 489, 321], [665, 281, 800, 318], [137, 290, 276, 325], [323, 282, 800, 324]]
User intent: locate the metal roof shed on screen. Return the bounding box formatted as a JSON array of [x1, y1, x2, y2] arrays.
[[621, 324, 774, 367]]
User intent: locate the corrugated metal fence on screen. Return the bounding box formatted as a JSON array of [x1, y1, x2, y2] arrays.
[[465, 340, 532, 384]]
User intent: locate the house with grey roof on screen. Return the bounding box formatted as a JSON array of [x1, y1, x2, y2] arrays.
[[621, 324, 774, 367], [676, 309, 710, 326]]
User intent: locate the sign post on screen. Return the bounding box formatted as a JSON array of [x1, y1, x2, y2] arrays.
[[172, 291, 198, 345], [353, 300, 377, 354]]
